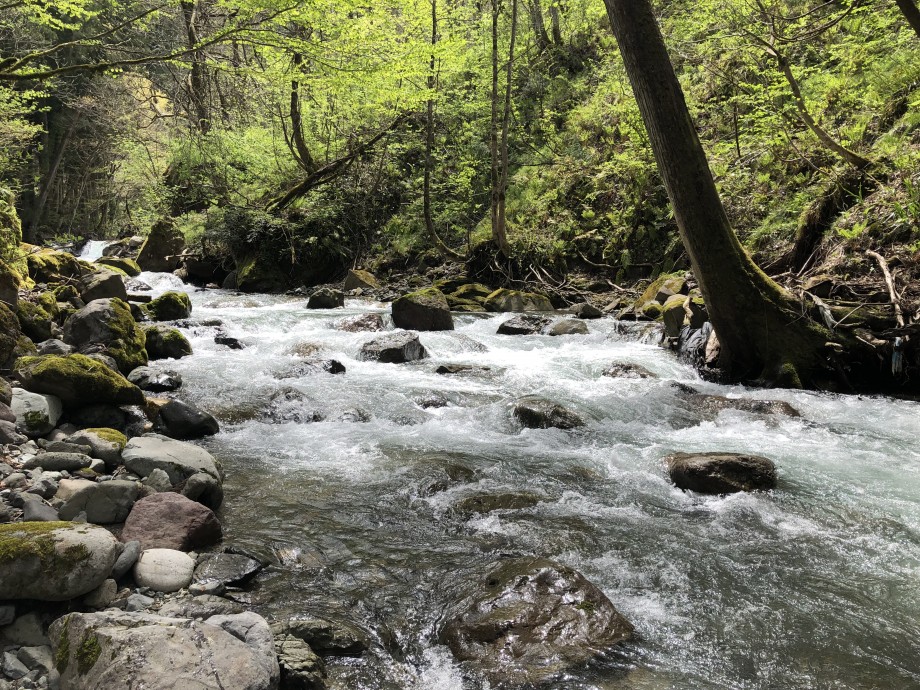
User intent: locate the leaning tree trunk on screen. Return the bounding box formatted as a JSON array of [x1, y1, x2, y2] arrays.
[[895, 0, 920, 38], [602, 0, 831, 386]]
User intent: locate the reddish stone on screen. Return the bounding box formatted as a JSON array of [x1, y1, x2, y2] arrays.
[[120, 492, 222, 551]]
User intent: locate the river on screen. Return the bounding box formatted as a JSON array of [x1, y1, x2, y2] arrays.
[[129, 268, 920, 689]]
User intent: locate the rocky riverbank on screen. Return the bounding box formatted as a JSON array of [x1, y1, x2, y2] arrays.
[[1, 241, 793, 689]]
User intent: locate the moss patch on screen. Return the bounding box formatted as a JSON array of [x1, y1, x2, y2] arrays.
[[83, 427, 127, 448], [16, 291, 59, 341], [0, 301, 35, 368], [144, 326, 193, 359], [0, 522, 90, 577], [77, 632, 101, 675], [55, 618, 71, 674], [95, 256, 140, 277], [25, 248, 88, 285]]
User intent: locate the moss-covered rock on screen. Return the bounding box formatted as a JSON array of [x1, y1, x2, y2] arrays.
[[640, 301, 663, 320], [15, 354, 144, 406], [94, 256, 141, 277], [144, 291, 192, 321], [483, 288, 554, 313], [636, 273, 688, 308], [392, 287, 454, 331], [0, 301, 36, 369], [236, 253, 290, 293], [136, 219, 185, 272], [0, 522, 121, 601], [0, 188, 26, 277], [79, 268, 128, 303], [62, 298, 147, 374], [25, 247, 88, 285], [144, 325, 193, 360], [16, 291, 59, 342], [343, 269, 379, 290], [661, 294, 689, 337], [0, 259, 21, 308]]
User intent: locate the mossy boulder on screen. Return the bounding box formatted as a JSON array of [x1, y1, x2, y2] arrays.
[[62, 298, 147, 375], [25, 247, 88, 284], [483, 288, 554, 313], [94, 256, 141, 277], [0, 522, 122, 601], [392, 287, 454, 331], [452, 283, 492, 302], [79, 268, 128, 303], [0, 259, 21, 308], [136, 219, 185, 273], [636, 273, 688, 309], [15, 354, 144, 406], [661, 294, 689, 337], [144, 291, 192, 321], [343, 269, 379, 290], [0, 301, 36, 369], [0, 188, 26, 276], [639, 301, 663, 320], [236, 253, 289, 293], [16, 291, 59, 342], [144, 325, 193, 360]]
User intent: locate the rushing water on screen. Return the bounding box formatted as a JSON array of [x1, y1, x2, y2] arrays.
[[137, 271, 920, 689], [78, 240, 110, 262]]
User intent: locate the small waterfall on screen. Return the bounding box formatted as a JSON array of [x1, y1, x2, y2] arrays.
[[77, 240, 110, 262]]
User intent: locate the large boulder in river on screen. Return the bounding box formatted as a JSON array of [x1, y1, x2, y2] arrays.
[[63, 298, 147, 375], [513, 395, 584, 430], [306, 287, 344, 309], [122, 433, 222, 485], [155, 399, 219, 440], [121, 492, 222, 551], [483, 288, 554, 312], [0, 522, 121, 600], [392, 288, 454, 331], [343, 269, 379, 291], [359, 331, 428, 363], [11, 388, 62, 437], [441, 557, 634, 687], [145, 291, 192, 321], [49, 610, 279, 690], [95, 255, 141, 277], [136, 219, 185, 272], [14, 354, 144, 406], [665, 451, 777, 494], [144, 325, 193, 360]]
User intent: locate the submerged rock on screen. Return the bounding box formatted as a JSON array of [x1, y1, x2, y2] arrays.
[[665, 451, 777, 494], [279, 617, 369, 658], [0, 522, 121, 601], [306, 287, 344, 309], [688, 394, 801, 418], [513, 395, 584, 430], [454, 492, 542, 515], [602, 362, 656, 379], [359, 331, 428, 363], [441, 557, 634, 687], [195, 553, 265, 588], [391, 287, 454, 331], [145, 291, 192, 321], [335, 312, 385, 332]]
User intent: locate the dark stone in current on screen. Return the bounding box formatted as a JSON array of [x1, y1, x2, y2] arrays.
[[665, 451, 777, 494], [275, 359, 345, 379], [359, 331, 428, 364], [128, 366, 183, 392], [547, 319, 588, 336], [156, 400, 219, 440], [441, 557, 634, 687], [689, 394, 801, 418], [214, 333, 244, 349], [282, 618, 369, 658], [306, 287, 345, 309], [602, 362, 656, 379], [513, 395, 584, 430], [571, 302, 603, 319], [391, 288, 454, 331], [194, 553, 264, 587], [453, 492, 541, 515], [335, 313, 385, 333], [435, 364, 491, 375], [496, 315, 552, 336]]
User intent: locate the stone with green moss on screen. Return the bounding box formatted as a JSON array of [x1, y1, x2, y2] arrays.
[[66, 427, 126, 468], [0, 188, 26, 276], [0, 301, 36, 368], [144, 325, 193, 360], [94, 256, 141, 277], [636, 273, 688, 308], [0, 522, 121, 601], [15, 354, 144, 406], [640, 301, 663, 320], [25, 247, 89, 285], [343, 269, 379, 290], [16, 291, 59, 342], [661, 294, 689, 336], [143, 291, 192, 321], [62, 298, 147, 374], [0, 259, 21, 308], [136, 219, 184, 272], [392, 287, 454, 331], [236, 253, 290, 293], [483, 288, 554, 313], [79, 268, 128, 303]]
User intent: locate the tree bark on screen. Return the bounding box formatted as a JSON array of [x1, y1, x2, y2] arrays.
[[181, 0, 210, 134], [602, 0, 831, 385], [490, 0, 514, 257], [895, 0, 920, 38], [424, 0, 462, 259], [528, 0, 551, 52], [290, 52, 318, 174]]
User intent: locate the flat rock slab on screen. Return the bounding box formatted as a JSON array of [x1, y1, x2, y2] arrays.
[[442, 557, 633, 687], [194, 553, 264, 587], [0, 522, 120, 601], [665, 451, 777, 494], [122, 433, 222, 484], [49, 610, 278, 690]]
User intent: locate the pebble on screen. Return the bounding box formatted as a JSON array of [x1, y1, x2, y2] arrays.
[[125, 594, 155, 612]]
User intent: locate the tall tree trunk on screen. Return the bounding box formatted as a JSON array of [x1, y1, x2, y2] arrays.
[[602, 0, 831, 386], [181, 0, 210, 133], [490, 0, 515, 257], [424, 0, 462, 259], [549, 3, 562, 45], [496, 0, 518, 256], [895, 0, 920, 37], [528, 0, 551, 52], [29, 121, 75, 241]]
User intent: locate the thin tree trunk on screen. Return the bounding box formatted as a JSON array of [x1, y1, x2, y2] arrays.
[[489, 0, 506, 255], [895, 0, 920, 38], [424, 0, 462, 259], [290, 52, 318, 174], [549, 3, 562, 44], [602, 0, 830, 386], [29, 123, 75, 240], [771, 51, 871, 169], [528, 0, 551, 51], [495, 0, 518, 257], [181, 0, 210, 133]]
